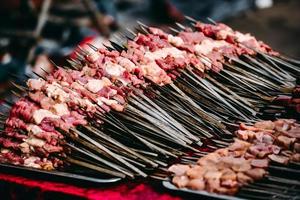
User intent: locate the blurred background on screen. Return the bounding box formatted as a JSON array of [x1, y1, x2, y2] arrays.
[[0, 0, 299, 95]]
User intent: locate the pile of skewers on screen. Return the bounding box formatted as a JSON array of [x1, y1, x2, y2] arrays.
[[0, 16, 299, 180], [168, 119, 300, 195]]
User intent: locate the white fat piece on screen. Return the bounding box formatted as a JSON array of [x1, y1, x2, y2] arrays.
[[194, 39, 228, 55], [218, 29, 231, 40], [71, 81, 86, 91], [96, 98, 103, 106], [46, 82, 69, 102], [235, 32, 255, 43], [1, 148, 10, 153], [87, 52, 100, 63], [33, 109, 60, 124], [85, 77, 112, 93], [140, 61, 162, 77], [139, 61, 172, 85], [24, 156, 42, 168], [98, 97, 119, 106], [27, 78, 46, 91], [51, 103, 70, 116], [20, 142, 30, 153], [25, 137, 46, 147], [85, 79, 104, 93], [27, 124, 43, 135], [81, 66, 96, 76], [74, 97, 95, 108], [104, 62, 125, 77], [144, 47, 185, 61], [216, 25, 234, 39], [60, 81, 70, 87], [116, 57, 136, 72], [167, 35, 184, 46]]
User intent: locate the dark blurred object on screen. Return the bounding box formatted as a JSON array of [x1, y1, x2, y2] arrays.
[[225, 0, 300, 59], [115, 0, 257, 28], [170, 0, 255, 21], [0, 0, 116, 85]]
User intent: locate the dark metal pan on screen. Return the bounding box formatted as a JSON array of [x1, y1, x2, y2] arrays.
[[162, 181, 246, 200], [0, 163, 121, 185]]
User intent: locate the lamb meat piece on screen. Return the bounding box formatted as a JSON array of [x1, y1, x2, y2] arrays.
[[186, 165, 206, 179], [155, 56, 186, 71], [254, 120, 275, 130], [280, 150, 293, 157], [204, 171, 222, 181], [116, 57, 136, 72], [251, 159, 269, 168], [172, 175, 189, 188], [249, 143, 280, 158], [23, 156, 43, 168], [5, 117, 27, 130], [34, 147, 50, 157], [254, 132, 275, 145], [215, 186, 239, 195], [3, 128, 27, 140], [233, 150, 248, 158], [291, 153, 300, 162], [43, 144, 63, 153], [268, 154, 289, 165], [237, 172, 253, 185], [245, 168, 267, 180], [39, 118, 57, 132], [61, 111, 87, 127], [294, 143, 300, 153], [135, 34, 170, 52], [40, 96, 56, 110], [236, 130, 255, 141], [34, 131, 59, 144], [177, 31, 206, 45], [240, 123, 275, 133], [277, 135, 296, 149], [221, 179, 238, 188], [220, 168, 237, 182], [274, 119, 292, 132], [27, 78, 46, 91], [0, 138, 20, 150], [283, 127, 300, 139], [28, 91, 46, 104], [197, 152, 220, 166], [1, 151, 24, 165], [244, 152, 255, 159], [168, 164, 190, 176], [148, 27, 169, 39], [230, 158, 252, 172], [239, 123, 259, 131], [217, 156, 251, 172], [10, 98, 39, 122], [50, 157, 64, 169], [186, 178, 205, 190], [206, 178, 221, 193], [271, 145, 281, 154], [228, 139, 251, 152], [52, 68, 73, 83], [215, 148, 229, 157], [218, 45, 237, 58]]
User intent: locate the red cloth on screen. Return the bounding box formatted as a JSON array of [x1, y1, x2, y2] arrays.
[[0, 173, 180, 200]]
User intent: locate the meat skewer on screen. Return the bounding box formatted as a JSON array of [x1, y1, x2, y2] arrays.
[[122, 23, 290, 119], [0, 18, 299, 181], [168, 119, 300, 195]]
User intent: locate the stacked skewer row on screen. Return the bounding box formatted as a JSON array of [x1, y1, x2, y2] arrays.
[[168, 119, 300, 196], [0, 17, 299, 181]]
